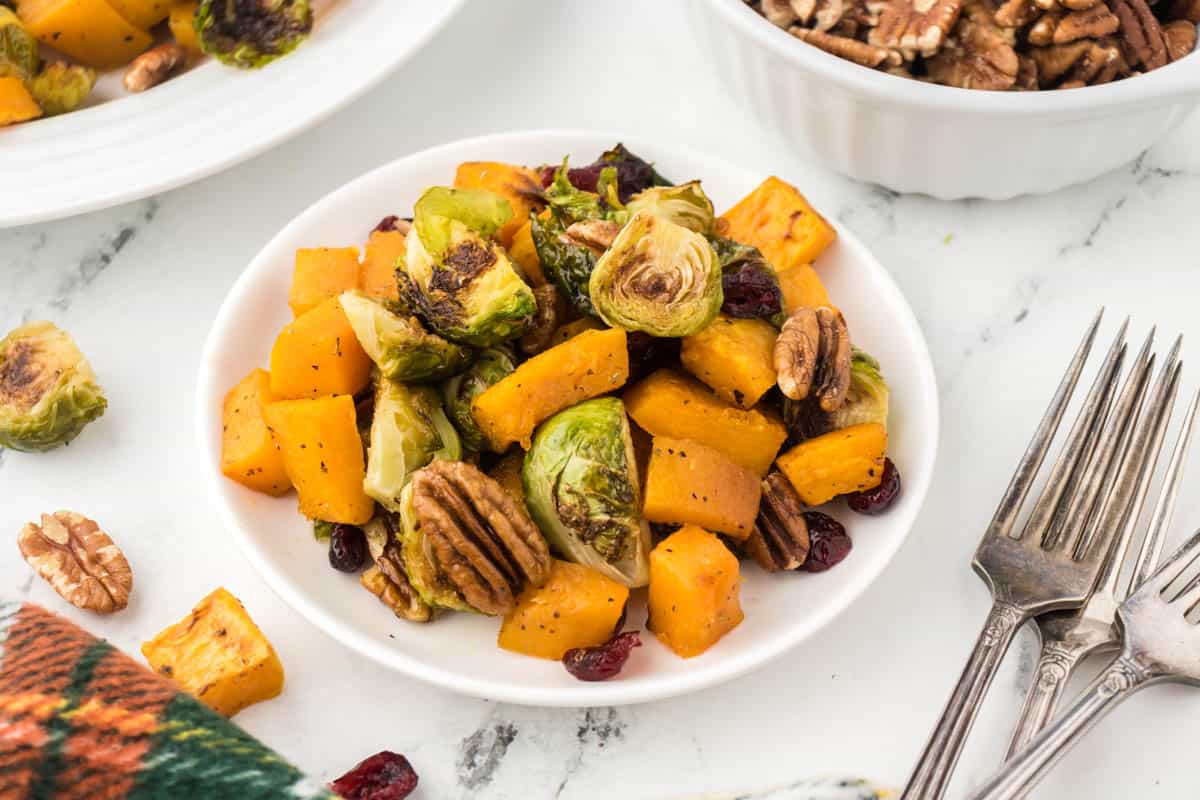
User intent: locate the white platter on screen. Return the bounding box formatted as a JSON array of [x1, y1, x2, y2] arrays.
[[196, 130, 940, 706]]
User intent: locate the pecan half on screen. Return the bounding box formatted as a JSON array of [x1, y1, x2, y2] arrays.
[[867, 0, 965, 58], [562, 220, 622, 257], [762, 0, 805, 26], [361, 565, 431, 623], [1164, 19, 1198, 61], [793, 0, 851, 30], [744, 472, 811, 572], [1015, 53, 1042, 87], [411, 461, 551, 616], [1168, 0, 1200, 22], [1052, 5, 1119, 42], [1107, 0, 1168, 69], [791, 27, 904, 64], [520, 284, 568, 356], [927, 16, 1020, 88], [18, 512, 131, 613], [1028, 10, 1065, 45], [994, 0, 1040, 28], [1029, 40, 1094, 81], [123, 43, 189, 92], [775, 306, 852, 411]]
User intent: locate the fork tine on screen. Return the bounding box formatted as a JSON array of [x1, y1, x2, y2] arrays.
[[986, 308, 1106, 540], [1141, 528, 1200, 595]]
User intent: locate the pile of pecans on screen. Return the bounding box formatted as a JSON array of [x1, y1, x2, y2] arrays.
[[747, 0, 1199, 89]]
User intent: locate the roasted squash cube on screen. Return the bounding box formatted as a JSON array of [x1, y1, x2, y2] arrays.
[[105, 0, 170, 29], [642, 436, 761, 539], [648, 526, 743, 658], [507, 219, 546, 286], [0, 76, 41, 126], [624, 369, 786, 476], [487, 450, 527, 506], [263, 394, 374, 524], [269, 296, 372, 400], [18, 0, 153, 68], [142, 587, 284, 717], [498, 560, 630, 660], [776, 263, 832, 314], [220, 368, 291, 496], [549, 317, 605, 347], [680, 316, 778, 409], [288, 246, 360, 317], [358, 230, 405, 303], [453, 161, 543, 248], [719, 176, 837, 271], [168, 0, 200, 52], [473, 328, 629, 450], [776, 422, 887, 506]]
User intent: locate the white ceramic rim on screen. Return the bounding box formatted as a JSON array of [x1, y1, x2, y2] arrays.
[[708, 0, 1200, 114], [195, 129, 941, 706]]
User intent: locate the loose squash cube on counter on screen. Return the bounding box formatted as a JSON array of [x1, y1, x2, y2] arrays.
[[624, 369, 786, 476], [507, 219, 546, 286], [288, 246, 360, 316], [18, 0, 153, 68], [776, 263, 832, 314], [498, 560, 630, 660], [718, 176, 837, 272], [680, 316, 778, 409], [142, 587, 284, 717], [262, 394, 374, 524], [268, 296, 371, 399], [358, 230, 405, 303], [648, 526, 743, 658], [220, 368, 291, 496], [642, 436, 761, 539], [168, 0, 200, 52], [453, 161, 544, 248], [0, 76, 42, 126], [775, 422, 887, 506], [473, 327, 629, 450]]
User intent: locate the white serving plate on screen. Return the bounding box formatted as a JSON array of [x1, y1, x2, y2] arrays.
[[196, 130, 940, 706], [0, 0, 464, 227]]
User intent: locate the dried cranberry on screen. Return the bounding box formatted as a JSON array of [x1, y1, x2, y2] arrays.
[[722, 265, 782, 319], [328, 524, 367, 572], [539, 145, 664, 202], [372, 215, 401, 233], [330, 751, 418, 800], [801, 511, 852, 572], [563, 631, 642, 681], [847, 458, 902, 516], [626, 332, 681, 382]]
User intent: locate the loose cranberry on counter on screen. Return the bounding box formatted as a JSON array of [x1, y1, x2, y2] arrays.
[[847, 458, 902, 516], [330, 751, 418, 800], [328, 524, 367, 572], [801, 511, 852, 572], [563, 631, 642, 681]]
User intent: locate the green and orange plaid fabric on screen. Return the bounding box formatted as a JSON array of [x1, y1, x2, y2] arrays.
[[0, 601, 338, 800]]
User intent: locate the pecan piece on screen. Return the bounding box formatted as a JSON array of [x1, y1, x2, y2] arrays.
[[868, 0, 965, 58], [790, 27, 904, 65], [744, 473, 811, 572], [774, 306, 852, 411], [762, 0, 805, 26], [1052, 5, 1119, 42], [361, 565, 432, 623], [927, 15, 1019, 92], [1015, 53, 1041, 87], [124, 43, 189, 92], [1029, 40, 1093, 82], [793, 0, 850, 30], [1164, 20, 1198, 61], [1168, 0, 1200, 22], [411, 461, 551, 616], [561, 219, 622, 257], [994, 0, 1040, 27], [1107, 0, 1168, 69], [520, 284, 568, 356], [1028, 10, 1065, 45], [18, 512, 131, 613]]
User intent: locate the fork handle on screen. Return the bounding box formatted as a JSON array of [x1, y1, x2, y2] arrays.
[[900, 601, 1027, 800], [1004, 640, 1090, 760], [968, 654, 1154, 800]]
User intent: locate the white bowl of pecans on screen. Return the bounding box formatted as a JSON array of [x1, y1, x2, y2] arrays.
[[690, 0, 1200, 198]]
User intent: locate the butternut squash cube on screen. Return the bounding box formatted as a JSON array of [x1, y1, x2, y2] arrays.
[[776, 263, 832, 314], [648, 526, 743, 658], [507, 219, 546, 286], [268, 296, 371, 400], [473, 327, 629, 450], [642, 436, 761, 539], [168, 0, 200, 52], [0, 76, 42, 126], [106, 0, 170, 30], [498, 560, 629, 660], [776, 422, 887, 506], [263, 395, 374, 524], [220, 368, 291, 497], [358, 230, 405, 303], [680, 316, 778, 409], [142, 587, 284, 717], [18, 0, 153, 68], [453, 161, 543, 248], [549, 317, 605, 347], [624, 369, 787, 476], [719, 176, 837, 272], [288, 246, 360, 317]]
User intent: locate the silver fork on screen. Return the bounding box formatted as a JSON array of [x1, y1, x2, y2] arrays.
[[1004, 341, 1196, 758], [900, 313, 1161, 800], [969, 525, 1200, 800]]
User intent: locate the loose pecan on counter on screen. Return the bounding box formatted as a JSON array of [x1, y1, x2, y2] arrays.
[[18, 511, 132, 613]]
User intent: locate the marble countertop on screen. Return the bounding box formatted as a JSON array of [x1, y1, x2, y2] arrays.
[[5, 1, 1200, 797]]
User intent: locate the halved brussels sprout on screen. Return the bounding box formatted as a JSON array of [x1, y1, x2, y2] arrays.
[[0, 10, 38, 80], [522, 397, 650, 588], [399, 187, 536, 347], [397, 482, 471, 611], [589, 210, 723, 337], [784, 348, 890, 439], [339, 291, 472, 383], [196, 0, 313, 70], [364, 380, 461, 512], [27, 63, 96, 116], [0, 321, 106, 453], [625, 181, 714, 234], [440, 347, 516, 452]]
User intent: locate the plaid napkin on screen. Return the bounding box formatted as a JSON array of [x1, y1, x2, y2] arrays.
[[0, 600, 337, 800]]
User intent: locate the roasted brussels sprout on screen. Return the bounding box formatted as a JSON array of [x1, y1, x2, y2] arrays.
[[396, 482, 471, 611], [364, 380, 461, 512], [530, 212, 597, 316], [400, 187, 536, 347], [440, 347, 516, 452], [625, 181, 714, 234], [0, 321, 106, 453], [0, 10, 38, 80], [710, 236, 784, 323], [313, 519, 334, 541], [339, 291, 472, 382], [589, 210, 723, 337], [783, 348, 890, 440], [540, 144, 672, 203], [544, 158, 607, 223], [522, 397, 650, 588], [27, 63, 96, 116], [196, 0, 313, 70]]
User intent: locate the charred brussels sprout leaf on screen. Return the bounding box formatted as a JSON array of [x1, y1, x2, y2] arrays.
[[522, 397, 650, 588], [397, 482, 471, 611], [589, 210, 723, 337], [440, 347, 516, 453], [710, 236, 784, 323], [28, 63, 96, 117], [545, 158, 606, 223], [0, 11, 38, 80], [196, 0, 313, 70], [0, 321, 106, 453], [364, 380, 461, 512], [625, 181, 714, 234], [530, 212, 597, 316], [784, 348, 890, 440], [339, 291, 472, 382], [541, 144, 672, 203]]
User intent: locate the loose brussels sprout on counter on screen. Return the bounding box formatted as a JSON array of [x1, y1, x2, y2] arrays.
[[440, 347, 516, 453], [339, 291, 472, 383], [0, 321, 106, 452], [399, 187, 536, 348], [589, 210, 723, 337], [364, 380, 461, 512], [27, 63, 96, 116], [784, 348, 890, 440], [197, 0, 313, 70], [397, 482, 471, 611], [522, 397, 651, 588], [625, 181, 715, 234]]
